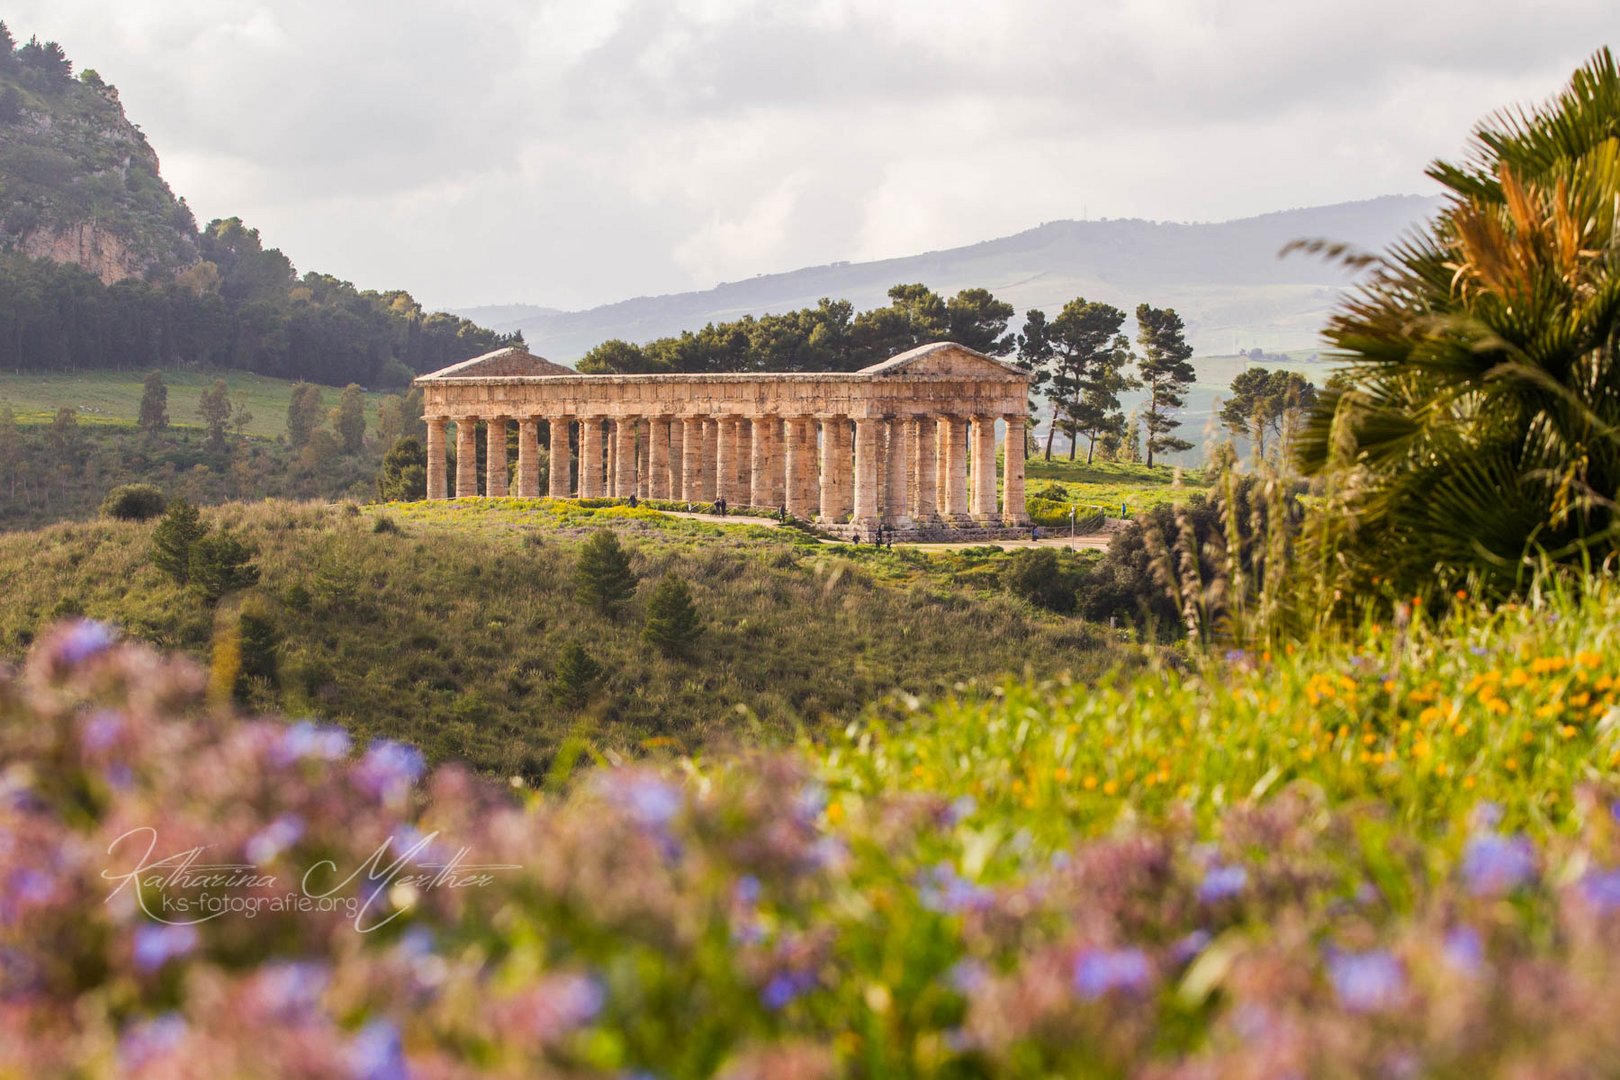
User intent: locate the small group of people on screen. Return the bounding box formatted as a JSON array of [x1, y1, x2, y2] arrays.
[[712, 496, 728, 516], [851, 523, 895, 549]]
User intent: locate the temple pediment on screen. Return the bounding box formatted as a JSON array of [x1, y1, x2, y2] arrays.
[[858, 342, 1026, 380], [419, 347, 575, 380]]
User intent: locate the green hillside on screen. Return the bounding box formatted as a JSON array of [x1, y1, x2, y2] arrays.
[[0, 368, 387, 437], [0, 498, 1122, 775]]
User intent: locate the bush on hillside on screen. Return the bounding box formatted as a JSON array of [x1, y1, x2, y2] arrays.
[[189, 531, 260, 603], [1002, 547, 1086, 614], [150, 498, 206, 584], [99, 482, 166, 521], [552, 640, 602, 708]]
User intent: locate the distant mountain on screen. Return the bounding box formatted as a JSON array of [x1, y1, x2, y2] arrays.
[[458, 195, 1442, 363]]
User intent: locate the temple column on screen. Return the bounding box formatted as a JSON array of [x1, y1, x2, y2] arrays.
[[667, 419, 683, 498], [853, 418, 882, 528], [548, 418, 573, 497], [486, 417, 509, 497], [940, 416, 971, 521], [605, 423, 617, 497], [714, 416, 737, 503], [759, 416, 786, 508], [681, 418, 704, 502], [636, 420, 650, 496], [732, 419, 752, 503], [515, 418, 539, 497], [883, 417, 911, 527], [579, 418, 605, 497], [749, 416, 774, 508], [970, 415, 998, 522], [455, 417, 479, 498], [648, 417, 671, 499], [911, 416, 938, 520], [613, 417, 637, 497], [1002, 413, 1030, 525], [702, 418, 719, 501], [426, 418, 448, 500], [784, 418, 815, 518], [819, 416, 853, 522]]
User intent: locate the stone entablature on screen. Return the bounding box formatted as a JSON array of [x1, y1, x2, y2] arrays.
[[413, 341, 1031, 531]]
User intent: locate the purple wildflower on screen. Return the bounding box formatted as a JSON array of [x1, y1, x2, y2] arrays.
[[1199, 863, 1248, 903], [1, 867, 54, 924], [602, 773, 681, 830], [762, 967, 817, 1010], [132, 923, 199, 973], [948, 958, 989, 994], [348, 1018, 407, 1080], [79, 710, 124, 752], [1172, 930, 1213, 966], [1579, 869, 1620, 910], [354, 740, 426, 802], [944, 795, 977, 826], [257, 961, 329, 1020], [1072, 947, 1153, 999], [1443, 927, 1483, 975], [50, 619, 117, 667], [275, 720, 352, 765], [246, 814, 305, 864], [917, 864, 991, 914], [119, 1013, 187, 1069], [1328, 949, 1404, 1012], [1460, 833, 1536, 897]]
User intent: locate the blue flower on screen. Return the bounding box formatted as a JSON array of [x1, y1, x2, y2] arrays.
[[944, 795, 977, 826], [602, 773, 682, 829], [119, 1012, 186, 1069], [348, 1018, 407, 1080], [1198, 863, 1248, 903], [355, 740, 426, 802], [259, 960, 329, 1019], [1072, 947, 1152, 999], [1327, 949, 1404, 1012], [947, 958, 989, 994], [79, 710, 124, 752], [132, 923, 198, 972], [1172, 930, 1213, 966], [1460, 833, 1535, 897]]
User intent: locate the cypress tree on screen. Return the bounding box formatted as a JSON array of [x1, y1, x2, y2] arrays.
[[137, 371, 168, 438], [573, 530, 637, 615], [189, 531, 260, 603], [643, 573, 704, 657]]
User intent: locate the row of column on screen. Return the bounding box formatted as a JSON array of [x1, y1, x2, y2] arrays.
[[425, 414, 1028, 527]]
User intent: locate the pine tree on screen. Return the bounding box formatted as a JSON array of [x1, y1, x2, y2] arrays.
[[138, 371, 168, 438], [574, 530, 638, 615], [1049, 299, 1129, 460], [552, 641, 602, 708], [151, 499, 206, 585], [189, 531, 260, 603], [235, 597, 281, 696], [1014, 310, 1057, 459], [1135, 304, 1196, 468], [377, 437, 428, 501], [643, 573, 704, 657]]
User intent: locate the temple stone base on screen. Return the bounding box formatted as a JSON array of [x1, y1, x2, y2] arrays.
[[814, 522, 1040, 543]]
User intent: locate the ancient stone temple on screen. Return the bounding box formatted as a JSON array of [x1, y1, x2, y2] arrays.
[[413, 341, 1031, 535]]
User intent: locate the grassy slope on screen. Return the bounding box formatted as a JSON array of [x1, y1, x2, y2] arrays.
[[0, 498, 1119, 776], [1022, 459, 1211, 517], [0, 369, 389, 437]]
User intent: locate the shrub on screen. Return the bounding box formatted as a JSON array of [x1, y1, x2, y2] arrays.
[[1002, 547, 1085, 614], [574, 530, 637, 616], [377, 437, 426, 502], [235, 597, 280, 693], [100, 483, 167, 521], [643, 573, 704, 657]]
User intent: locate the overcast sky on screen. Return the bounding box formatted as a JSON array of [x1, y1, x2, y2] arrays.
[[7, 1, 1612, 311]]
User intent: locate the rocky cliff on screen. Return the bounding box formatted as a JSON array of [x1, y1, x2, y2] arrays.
[[0, 52, 198, 282]]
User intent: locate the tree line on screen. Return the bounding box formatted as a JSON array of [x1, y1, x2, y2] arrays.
[[581, 283, 1209, 466]]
